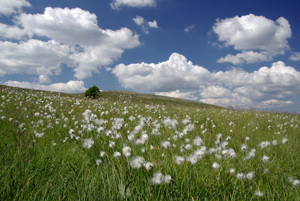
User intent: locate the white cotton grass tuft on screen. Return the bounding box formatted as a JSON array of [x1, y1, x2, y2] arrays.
[[151, 171, 164, 185], [144, 162, 154, 171], [246, 172, 255, 180], [161, 141, 171, 149], [130, 156, 145, 169], [151, 171, 172, 185], [174, 156, 185, 165], [262, 155, 270, 163], [229, 168, 236, 174], [282, 138, 288, 144], [96, 159, 102, 166], [164, 174, 172, 184], [113, 152, 121, 158], [237, 173, 245, 180], [212, 162, 220, 170], [193, 136, 204, 146], [122, 146, 132, 158], [254, 190, 264, 197], [82, 138, 94, 149]]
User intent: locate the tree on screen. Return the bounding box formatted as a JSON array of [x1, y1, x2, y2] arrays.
[[85, 85, 100, 99]]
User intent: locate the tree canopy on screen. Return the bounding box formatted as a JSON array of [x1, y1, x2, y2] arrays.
[[85, 85, 100, 99]]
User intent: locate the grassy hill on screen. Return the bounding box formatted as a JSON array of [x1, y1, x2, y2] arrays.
[[0, 85, 299, 200]]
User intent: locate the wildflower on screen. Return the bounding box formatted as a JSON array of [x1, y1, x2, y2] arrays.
[[193, 136, 204, 146], [130, 156, 145, 169], [96, 159, 102, 165], [272, 140, 278, 145], [245, 136, 250, 141], [144, 162, 153, 171], [122, 146, 131, 158], [151, 171, 164, 185], [282, 138, 288, 144], [82, 138, 94, 149], [185, 144, 192, 150], [109, 141, 115, 148], [226, 136, 231, 141], [100, 151, 106, 157], [229, 168, 236, 174], [174, 156, 185, 165], [241, 144, 248, 151], [254, 190, 264, 197], [246, 172, 255, 180], [262, 155, 270, 163], [293, 180, 300, 186], [221, 141, 228, 148], [216, 133, 222, 140], [187, 155, 198, 164], [164, 175, 172, 184], [245, 148, 256, 160], [113, 152, 121, 158], [212, 162, 220, 170], [259, 141, 270, 149], [237, 173, 245, 180], [161, 141, 171, 149]]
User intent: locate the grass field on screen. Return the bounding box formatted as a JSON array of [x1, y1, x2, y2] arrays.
[[0, 85, 299, 200]]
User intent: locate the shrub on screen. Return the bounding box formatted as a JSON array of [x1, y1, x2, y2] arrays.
[[85, 85, 100, 99]]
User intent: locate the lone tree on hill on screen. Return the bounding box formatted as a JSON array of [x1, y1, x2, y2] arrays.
[[85, 85, 100, 99]]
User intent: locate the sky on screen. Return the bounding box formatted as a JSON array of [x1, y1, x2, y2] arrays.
[[1, 0, 300, 113]]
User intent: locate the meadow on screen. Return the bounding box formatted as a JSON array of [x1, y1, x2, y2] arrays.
[[0, 85, 299, 200]]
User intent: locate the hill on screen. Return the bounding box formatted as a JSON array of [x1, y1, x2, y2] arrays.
[[0, 84, 299, 200]]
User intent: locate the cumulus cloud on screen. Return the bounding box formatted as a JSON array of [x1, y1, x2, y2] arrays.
[[113, 52, 300, 108], [0, 0, 31, 16], [213, 14, 292, 64], [0, 7, 141, 81], [133, 15, 158, 34], [217, 51, 273, 65], [6, 80, 87, 93], [155, 90, 197, 101], [289, 52, 300, 61], [0, 39, 69, 81], [110, 0, 156, 10], [148, 20, 158, 28], [0, 23, 26, 40]]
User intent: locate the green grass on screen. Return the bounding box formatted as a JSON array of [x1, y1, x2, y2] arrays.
[[0, 85, 299, 200]]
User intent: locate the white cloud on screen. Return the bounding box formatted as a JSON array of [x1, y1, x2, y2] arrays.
[[289, 52, 300, 61], [0, 0, 31, 16], [0, 39, 69, 82], [0, 23, 26, 40], [155, 90, 197, 101], [6, 80, 87, 93], [217, 51, 273, 65], [0, 7, 141, 80], [110, 0, 156, 10], [113, 53, 300, 109], [148, 20, 158, 28], [199, 86, 231, 98], [133, 15, 158, 34], [113, 53, 211, 92], [261, 99, 293, 107], [213, 14, 292, 64], [184, 24, 196, 33], [133, 16, 145, 26]]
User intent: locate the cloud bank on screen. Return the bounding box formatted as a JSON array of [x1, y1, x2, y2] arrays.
[[113, 53, 300, 108], [0, 0, 31, 16], [213, 14, 292, 65], [6, 80, 87, 93], [0, 7, 141, 82]]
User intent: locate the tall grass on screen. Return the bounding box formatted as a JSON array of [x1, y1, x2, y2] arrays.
[[0, 85, 299, 200]]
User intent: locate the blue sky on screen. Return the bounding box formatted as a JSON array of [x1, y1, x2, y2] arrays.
[[1, 0, 300, 113]]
